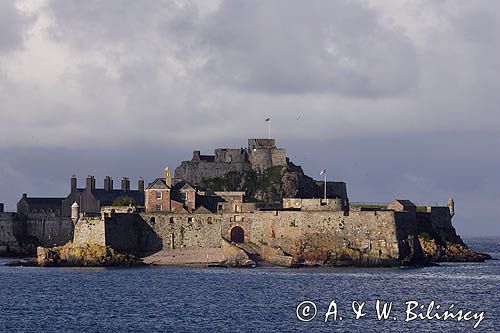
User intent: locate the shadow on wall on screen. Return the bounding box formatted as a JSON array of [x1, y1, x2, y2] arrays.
[[104, 213, 163, 256], [137, 215, 163, 255]]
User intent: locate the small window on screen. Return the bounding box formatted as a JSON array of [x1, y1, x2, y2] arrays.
[[47, 209, 53, 213], [169, 217, 174, 223], [188, 217, 193, 223], [207, 217, 213, 224], [150, 217, 155, 224], [155, 204, 162, 211], [156, 191, 162, 199]]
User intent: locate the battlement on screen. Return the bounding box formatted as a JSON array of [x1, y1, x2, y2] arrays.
[[248, 138, 276, 149]]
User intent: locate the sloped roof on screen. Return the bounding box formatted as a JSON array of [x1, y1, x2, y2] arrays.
[[393, 199, 416, 207], [91, 189, 145, 206], [146, 178, 170, 190], [22, 197, 65, 206], [193, 205, 213, 214], [172, 180, 196, 191]]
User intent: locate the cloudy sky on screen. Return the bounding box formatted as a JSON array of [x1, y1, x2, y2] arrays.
[[0, 0, 499, 236]]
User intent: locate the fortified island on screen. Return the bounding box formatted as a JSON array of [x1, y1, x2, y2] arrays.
[[0, 138, 491, 267]]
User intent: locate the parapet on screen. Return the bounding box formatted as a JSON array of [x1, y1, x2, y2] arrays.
[[283, 198, 345, 212], [248, 138, 276, 150]]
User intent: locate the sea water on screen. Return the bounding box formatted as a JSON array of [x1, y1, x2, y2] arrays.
[[0, 237, 498, 332]]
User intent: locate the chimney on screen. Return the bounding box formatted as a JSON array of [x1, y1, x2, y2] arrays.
[[165, 167, 172, 187], [104, 176, 113, 192], [0, 203, 4, 213], [86, 175, 95, 190], [138, 177, 144, 193], [121, 177, 130, 192], [71, 175, 77, 192]]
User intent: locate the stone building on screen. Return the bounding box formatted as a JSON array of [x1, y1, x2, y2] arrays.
[[174, 138, 287, 185], [145, 168, 248, 214], [387, 200, 417, 214], [17, 194, 65, 217], [145, 168, 197, 213], [62, 175, 144, 216]]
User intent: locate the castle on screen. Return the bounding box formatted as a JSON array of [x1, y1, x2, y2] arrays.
[[0, 138, 485, 267]]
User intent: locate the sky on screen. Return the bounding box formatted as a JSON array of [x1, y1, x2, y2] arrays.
[[0, 0, 499, 236]]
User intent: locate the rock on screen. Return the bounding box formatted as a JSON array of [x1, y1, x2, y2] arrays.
[[419, 237, 492, 262], [221, 240, 256, 268], [260, 245, 299, 267], [36, 242, 145, 267]]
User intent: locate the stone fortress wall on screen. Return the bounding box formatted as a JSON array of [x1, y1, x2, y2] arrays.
[[0, 212, 73, 255], [71, 202, 454, 266]]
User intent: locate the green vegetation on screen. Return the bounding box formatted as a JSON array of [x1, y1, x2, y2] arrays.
[[416, 206, 429, 213], [202, 166, 286, 202], [112, 196, 137, 206], [349, 204, 386, 209], [203, 171, 242, 191], [419, 231, 432, 242]]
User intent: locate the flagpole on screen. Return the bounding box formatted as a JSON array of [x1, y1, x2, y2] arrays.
[[268, 118, 271, 139], [324, 173, 327, 200]]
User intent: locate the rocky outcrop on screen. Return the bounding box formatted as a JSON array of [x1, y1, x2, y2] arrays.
[[221, 239, 256, 268], [259, 245, 298, 267], [201, 164, 346, 203], [36, 242, 144, 267], [419, 237, 491, 262], [416, 208, 492, 262]]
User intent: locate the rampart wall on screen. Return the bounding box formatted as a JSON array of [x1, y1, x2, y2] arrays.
[[73, 208, 424, 266], [24, 214, 74, 247], [174, 161, 251, 185]]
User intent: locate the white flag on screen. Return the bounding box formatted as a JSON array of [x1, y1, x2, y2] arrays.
[[320, 168, 326, 176]]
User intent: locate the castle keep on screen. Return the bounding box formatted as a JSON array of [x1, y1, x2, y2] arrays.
[[174, 138, 286, 185]]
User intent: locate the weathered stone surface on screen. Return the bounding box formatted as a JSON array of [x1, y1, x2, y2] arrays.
[[36, 243, 144, 267], [260, 245, 298, 267], [221, 239, 255, 268], [419, 237, 491, 262]]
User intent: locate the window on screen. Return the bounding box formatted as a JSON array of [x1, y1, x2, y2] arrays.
[[156, 191, 162, 199], [169, 217, 174, 223], [155, 204, 162, 211], [180, 192, 187, 202], [188, 217, 193, 223], [207, 217, 213, 224]]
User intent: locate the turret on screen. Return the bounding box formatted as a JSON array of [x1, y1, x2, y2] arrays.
[[71, 202, 80, 223], [448, 198, 455, 218]]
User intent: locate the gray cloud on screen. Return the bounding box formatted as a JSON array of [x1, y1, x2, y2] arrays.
[[0, 2, 31, 53], [201, 0, 418, 96]]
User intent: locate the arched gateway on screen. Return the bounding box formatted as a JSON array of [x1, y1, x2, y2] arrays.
[[230, 226, 245, 243]]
